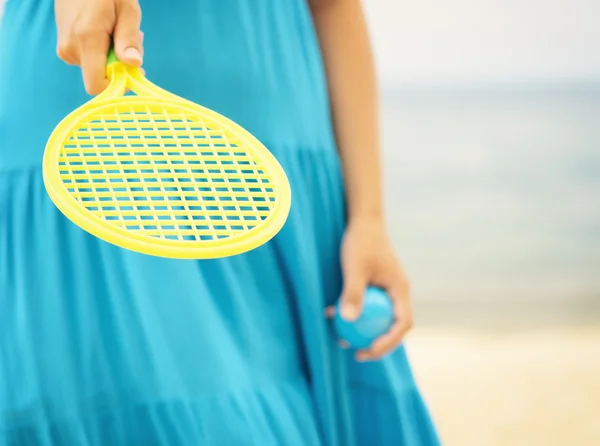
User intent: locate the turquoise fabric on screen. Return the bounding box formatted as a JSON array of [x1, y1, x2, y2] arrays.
[[0, 1, 441, 444]]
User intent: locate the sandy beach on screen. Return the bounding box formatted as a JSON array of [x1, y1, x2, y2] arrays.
[[406, 327, 600, 446]]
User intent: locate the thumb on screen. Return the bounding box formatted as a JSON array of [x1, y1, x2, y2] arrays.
[[113, 0, 143, 66], [340, 268, 368, 322]]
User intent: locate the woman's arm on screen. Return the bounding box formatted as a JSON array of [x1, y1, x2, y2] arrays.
[[310, 0, 384, 223], [311, 0, 413, 360]]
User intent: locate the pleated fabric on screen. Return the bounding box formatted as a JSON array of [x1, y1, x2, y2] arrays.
[[0, 0, 441, 444]]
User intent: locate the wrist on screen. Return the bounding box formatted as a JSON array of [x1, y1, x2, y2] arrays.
[[344, 185, 385, 230], [347, 212, 386, 230]]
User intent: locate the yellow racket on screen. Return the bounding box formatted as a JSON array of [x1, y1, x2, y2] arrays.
[[43, 49, 291, 259]]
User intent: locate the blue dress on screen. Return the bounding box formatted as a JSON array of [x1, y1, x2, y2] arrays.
[[0, 1, 441, 444]]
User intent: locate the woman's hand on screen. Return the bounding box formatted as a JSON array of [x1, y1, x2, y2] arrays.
[[330, 218, 413, 362], [311, 0, 406, 359], [55, 0, 144, 95]]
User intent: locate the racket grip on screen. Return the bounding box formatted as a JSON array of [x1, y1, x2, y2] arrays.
[[107, 46, 119, 67]]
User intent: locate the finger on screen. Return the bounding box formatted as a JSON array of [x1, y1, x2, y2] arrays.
[[356, 285, 413, 361], [56, 41, 78, 66], [113, 0, 143, 66], [339, 278, 367, 322], [324, 306, 336, 319], [355, 319, 409, 361], [55, 3, 80, 65], [78, 30, 111, 95], [340, 258, 369, 321]]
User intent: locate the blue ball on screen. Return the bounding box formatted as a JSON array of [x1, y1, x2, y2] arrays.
[[333, 286, 394, 349]]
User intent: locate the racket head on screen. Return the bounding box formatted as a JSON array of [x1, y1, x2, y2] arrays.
[[43, 66, 291, 259]]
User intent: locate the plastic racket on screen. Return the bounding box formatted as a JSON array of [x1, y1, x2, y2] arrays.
[[43, 49, 291, 259]]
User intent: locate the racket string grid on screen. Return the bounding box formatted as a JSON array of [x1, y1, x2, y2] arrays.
[[57, 103, 276, 242]]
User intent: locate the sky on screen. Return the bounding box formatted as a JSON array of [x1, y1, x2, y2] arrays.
[[363, 0, 600, 87]]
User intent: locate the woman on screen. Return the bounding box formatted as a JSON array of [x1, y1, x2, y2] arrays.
[[0, 0, 440, 444]]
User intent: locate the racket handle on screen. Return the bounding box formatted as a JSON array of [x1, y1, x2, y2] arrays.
[[107, 46, 119, 67]]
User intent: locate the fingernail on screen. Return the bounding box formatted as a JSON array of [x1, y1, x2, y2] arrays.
[[124, 47, 142, 62], [341, 304, 359, 321]]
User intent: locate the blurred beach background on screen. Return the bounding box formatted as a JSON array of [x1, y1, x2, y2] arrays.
[[364, 0, 600, 444], [1, 0, 598, 444]]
